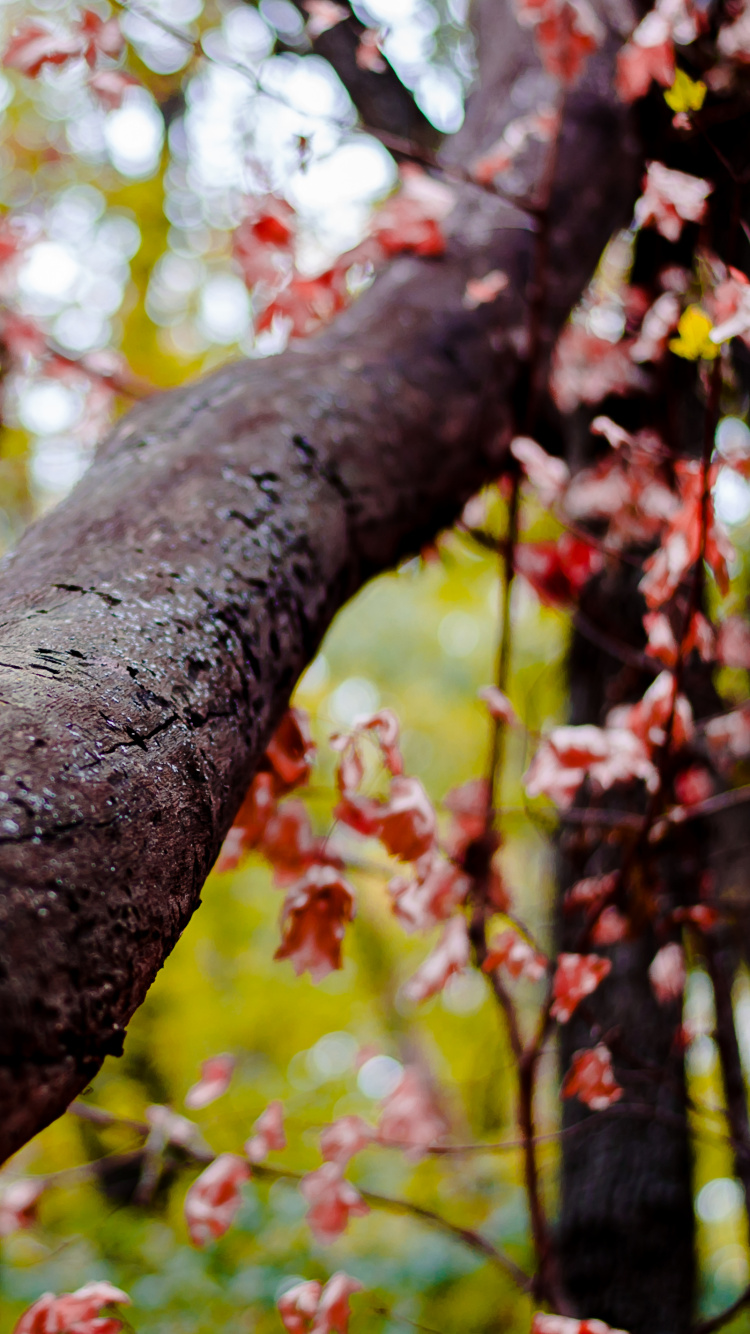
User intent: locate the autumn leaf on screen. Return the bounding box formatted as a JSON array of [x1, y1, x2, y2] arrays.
[[668, 305, 719, 360]]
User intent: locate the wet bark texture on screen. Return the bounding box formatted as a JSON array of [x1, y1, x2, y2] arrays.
[[0, 4, 638, 1165]]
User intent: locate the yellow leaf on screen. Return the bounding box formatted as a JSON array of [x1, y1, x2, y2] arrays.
[[664, 69, 707, 114], [668, 305, 719, 360]]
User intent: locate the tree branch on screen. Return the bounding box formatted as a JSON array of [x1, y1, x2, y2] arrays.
[[0, 6, 638, 1164]]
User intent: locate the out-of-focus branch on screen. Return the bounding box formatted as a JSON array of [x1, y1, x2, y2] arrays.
[[285, 0, 442, 153]]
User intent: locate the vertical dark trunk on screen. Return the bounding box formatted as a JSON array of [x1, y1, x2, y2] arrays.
[[556, 568, 695, 1334]]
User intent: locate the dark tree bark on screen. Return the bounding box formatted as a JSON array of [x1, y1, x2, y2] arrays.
[[0, 4, 638, 1167], [558, 584, 695, 1334]]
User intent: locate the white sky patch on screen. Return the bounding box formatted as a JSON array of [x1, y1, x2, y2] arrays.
[[715, 467, 750, 527], [329, 675, 381, 724], [696, 1178, 744, 1225], [19, 242, 80, 305], [18, 381, 82, 435], [104, 90, 165, 179], [357, 1054, 403, 1099], [198, 273, 251, 343]]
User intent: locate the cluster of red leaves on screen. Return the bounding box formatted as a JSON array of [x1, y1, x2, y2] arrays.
[[616, 0, 705, 103], [218, 709, 359, 982], [640, 459, 730, 607], [278, 1274, 362, 1334], [514, 0, 603, 85], [3, 12, 137, 109], [482, 928, 548, 982], [234, 168, 451, 343], [13, 1282, 130, 1334]]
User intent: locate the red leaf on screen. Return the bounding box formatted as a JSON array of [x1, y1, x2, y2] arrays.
[[76, 10, 123, 66], [400, 915, 470, 1003], [266, 708, 316, 793], [275, 864, 356, 982], [299, 1162, 369, 1244], [590, 906, 629, 946], [551, 952, 612, 1023], [389, 852, 469, 934], [515, 533, 602, 608], [482, 928, 548, 981], [14, 1282, 131, 1334], [562, 1043, 623, 1110], [184, 1153, 250, 1246], [3, 22, 81, 77], [334, 791, 384, 837], [320, 1115, 375, 1166], [378, 776, 436, 861]]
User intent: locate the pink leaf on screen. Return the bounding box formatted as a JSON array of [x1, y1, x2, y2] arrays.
[[88, 69, 139, 109], [303, 1, 349, 38], [356, 28, 386, 71], [463, 269, 509, 307], [185, 1053, 235, 1110], [14, 1282, 130, 1334], [377, 1066, 447, 1155], [649, 942, 686, 1005], [389, 852, 469, 934], [184, 1153, 250, 1247], [511, 435, 570, 508], [401, 915, 470, 1003], [635, 162, 712, 243], [279, 1281, 324, 1334], [245, 1100, 286, 1163], [3, 22, 81, 76], [0, 1178, 43, 1238], [299, 1162, 369, 1244], [320, 1115, 375, 1166], [311, 1273, 363, 1334]]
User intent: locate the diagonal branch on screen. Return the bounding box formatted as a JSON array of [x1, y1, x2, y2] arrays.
[[0, 6, 638, 1165]]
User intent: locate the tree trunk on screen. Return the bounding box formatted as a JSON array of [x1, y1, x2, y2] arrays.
[[0, 6, 637, 1165]]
